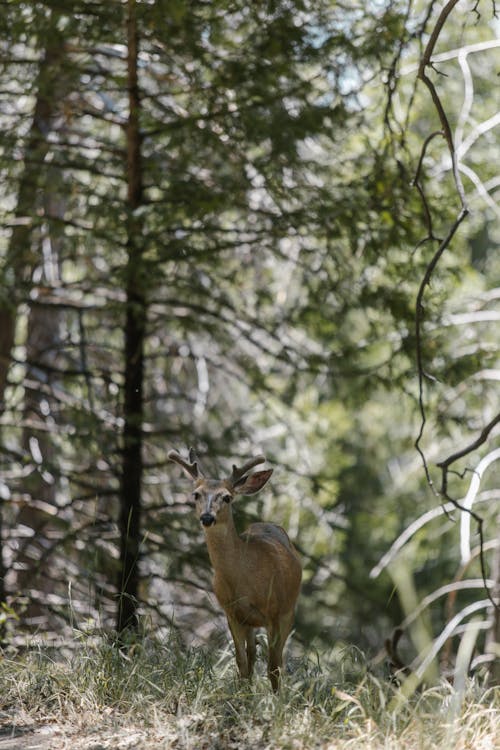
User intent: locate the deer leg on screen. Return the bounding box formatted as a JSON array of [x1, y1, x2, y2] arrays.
[[227, 616, 250, 678], [246, 626, 256, 677], [267, 612, 294, 691]]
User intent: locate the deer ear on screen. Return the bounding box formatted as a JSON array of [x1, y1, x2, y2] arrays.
[[233, 469, 273, 495]]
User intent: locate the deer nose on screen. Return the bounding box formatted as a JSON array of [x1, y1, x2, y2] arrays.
[[200, 513, 215, 527]]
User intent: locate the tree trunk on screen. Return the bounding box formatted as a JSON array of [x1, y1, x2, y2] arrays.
[[0, 37, 65, 407], [16, 178, 65, 629], [117, 0, 146, 634], [0, 19, 67, 626]]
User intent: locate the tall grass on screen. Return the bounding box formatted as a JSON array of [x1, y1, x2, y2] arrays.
[[0, 632, 498, 749]]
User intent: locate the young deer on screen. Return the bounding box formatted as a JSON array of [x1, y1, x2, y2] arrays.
[[168, 448, 302, 691]]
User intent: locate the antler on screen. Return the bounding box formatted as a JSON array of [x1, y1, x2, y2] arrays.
[[229, 455, 266, 486], [168, 447, 203, 479]]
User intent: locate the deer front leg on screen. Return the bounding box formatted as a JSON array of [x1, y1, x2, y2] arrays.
[[246, 626, 256, 677], [227, 616, 250, 679]]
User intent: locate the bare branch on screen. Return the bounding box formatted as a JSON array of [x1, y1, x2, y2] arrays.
[[414, 208, 468, 489], [410, 1, 499, 615], [437, 413, 500, 475], [417, 0, 469, 211]]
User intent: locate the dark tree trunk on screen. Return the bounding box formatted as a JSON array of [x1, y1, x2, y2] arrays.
[[17, 180, 65, 629], [0, 20, 66, 626], [117, 0, 146, 634], [0, 37, 64, 408]]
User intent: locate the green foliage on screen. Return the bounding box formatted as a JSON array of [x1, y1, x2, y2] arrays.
[[0, 0, 498, 695]]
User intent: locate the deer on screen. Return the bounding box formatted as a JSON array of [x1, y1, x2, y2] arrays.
[[168, 448, 302, 691]]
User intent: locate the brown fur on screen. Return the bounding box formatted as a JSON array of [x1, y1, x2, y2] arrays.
[[205, 512, 301, 690], [168, 450, 302, 690]]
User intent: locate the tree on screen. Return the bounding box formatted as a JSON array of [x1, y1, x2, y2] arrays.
[[0, 1, 497, 683], [117, 0, 147, 635], [4, 0, 410, 639], [369, 0, 500, 685], [0, 5, 78, 624]]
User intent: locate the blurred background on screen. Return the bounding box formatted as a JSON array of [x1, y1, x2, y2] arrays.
[[0, 0, 498, 684]]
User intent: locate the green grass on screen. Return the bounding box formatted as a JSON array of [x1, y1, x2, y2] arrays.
[[0, 633, 498, 749]]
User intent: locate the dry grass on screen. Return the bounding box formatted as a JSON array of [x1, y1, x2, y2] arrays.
[[0, 633, 498, 749]]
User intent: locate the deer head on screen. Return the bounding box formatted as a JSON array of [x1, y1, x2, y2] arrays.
[[168, 449, 273, 527]]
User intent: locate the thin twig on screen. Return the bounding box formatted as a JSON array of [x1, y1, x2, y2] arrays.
[[437, 412, 500, 475], [414, 207, 468, 488]]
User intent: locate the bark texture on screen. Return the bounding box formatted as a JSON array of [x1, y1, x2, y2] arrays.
[[117, 0, 146, 634]]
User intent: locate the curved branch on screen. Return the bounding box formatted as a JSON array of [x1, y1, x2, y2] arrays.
[[417, 0, 469, 210], [369, 491, 499, 579], [414, 208, 469, 488], [410, 0, 500, 616], [437, 414, 500, 477]]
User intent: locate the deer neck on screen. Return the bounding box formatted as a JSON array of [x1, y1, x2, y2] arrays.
[[203, 511, 242, 572]]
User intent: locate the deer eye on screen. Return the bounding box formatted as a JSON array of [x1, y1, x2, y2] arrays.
[[192, 492, 201, 501], [222, 493, 232, 504]]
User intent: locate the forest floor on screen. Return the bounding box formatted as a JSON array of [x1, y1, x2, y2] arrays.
[[0, 634, 498, 750], [0, 719, 173, 749]]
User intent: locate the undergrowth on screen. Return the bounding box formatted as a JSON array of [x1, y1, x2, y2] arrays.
[[0, 631, 498, 749]]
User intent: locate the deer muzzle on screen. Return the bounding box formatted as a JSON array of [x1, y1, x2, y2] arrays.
[[200, 512, 216, 527]]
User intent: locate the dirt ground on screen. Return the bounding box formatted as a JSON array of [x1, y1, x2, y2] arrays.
[[0, 724, 59, 750], [0, 722, 177, 750]]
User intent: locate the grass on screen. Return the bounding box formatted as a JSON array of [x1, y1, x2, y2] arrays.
[[0, 632, 498, 749]]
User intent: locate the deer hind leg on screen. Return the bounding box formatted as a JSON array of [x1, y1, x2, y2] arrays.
[[267, 611, 294, 691], [227, 616, 250, 679]]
